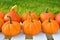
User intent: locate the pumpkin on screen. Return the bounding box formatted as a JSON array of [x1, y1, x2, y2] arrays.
[[0, 11, 5, 19], [55, 13, 60, 25], [4, 5, 21, 23], [0, 18, 4, 31], [22, 11, 39, 22], [40, 8, 54, 22], [42, 17, 59, 34], [2, 16, 21, 36], [22, 12, 41, 35]]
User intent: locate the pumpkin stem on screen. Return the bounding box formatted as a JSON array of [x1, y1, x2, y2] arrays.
[[48, 17, 51, 23], [29, 11, 33, 22], [11, 5, 17, 11], [45, 8, 48, 13], [7, 16, 12, 24]]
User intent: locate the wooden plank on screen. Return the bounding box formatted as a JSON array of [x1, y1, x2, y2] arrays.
[[25, 35, 33, 40], [46, 34, 54, 40], [33, 32, 47, 40], [52, 29, 60, 40], [26, 35, 33, 39], [26, 39, 33, 40], [4, 36, 11, 40]]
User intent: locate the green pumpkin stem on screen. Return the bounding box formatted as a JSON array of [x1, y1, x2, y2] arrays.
[[29, 11, 33, 22], [48, 17, 51, 23], [7, 16, 12, 24], [45, 8, 48, 13]]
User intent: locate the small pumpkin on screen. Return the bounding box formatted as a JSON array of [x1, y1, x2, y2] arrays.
[[0, 18, 4, 31], [4, 5, 21, 23], [42, 17, 59, 34], [22, 11, 39, 22], [2, 16, 21, 36], [55, 12, 60, 25], [40, 8, 54, 22], [0, 11, 5, 19], [22, 12, 41, 35]]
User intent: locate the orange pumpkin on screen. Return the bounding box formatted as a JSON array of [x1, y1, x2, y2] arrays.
[[22, 12, 41, 35], [2, 16, 21, 37], [0, 18, 4, 31], [22, 11, 39, 22], [42, 17, 59, 34], [55, 13, 60, 25], [0, 11, 5, 19], [4, 5, 21, 23], [40, 8, 54, 22]]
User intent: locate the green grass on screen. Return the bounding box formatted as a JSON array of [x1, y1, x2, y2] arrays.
[[0, 0, 60, 17]]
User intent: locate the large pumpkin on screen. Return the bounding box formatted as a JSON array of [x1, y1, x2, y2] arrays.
[[0, 11, 5, 19], [22, 11, 39, 22], [2, 16, 21, 37], [55, 13, 60, 25], [22, 12, 41, 35], [0, 18, 4, 31], [4, 5, 21, 23], [40, 8, 54, 22], [42, 17, 59, 34]]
